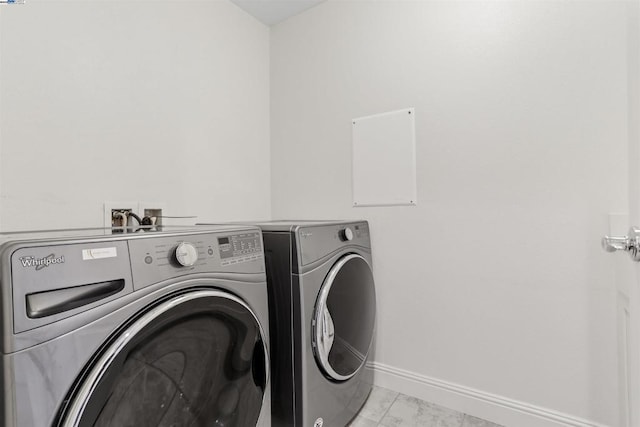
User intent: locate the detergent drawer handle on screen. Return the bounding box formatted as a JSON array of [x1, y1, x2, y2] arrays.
[[26, 279, 125, 319]]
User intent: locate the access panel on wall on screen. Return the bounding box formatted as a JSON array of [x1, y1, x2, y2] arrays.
[[352, 107, 417, 207]]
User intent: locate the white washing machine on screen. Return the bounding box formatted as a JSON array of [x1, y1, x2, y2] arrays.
[[0, 226, 270, 426], [199, 220, 377, 427]]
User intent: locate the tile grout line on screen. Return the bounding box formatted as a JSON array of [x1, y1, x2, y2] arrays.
[[376, 391, 402, 426]]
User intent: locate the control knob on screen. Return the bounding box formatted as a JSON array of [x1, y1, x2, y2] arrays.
[[339, 227, 354, 242], [175, 242, 198, 266]]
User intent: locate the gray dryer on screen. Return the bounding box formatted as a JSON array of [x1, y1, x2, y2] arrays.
[[256, 220, 376, 427]]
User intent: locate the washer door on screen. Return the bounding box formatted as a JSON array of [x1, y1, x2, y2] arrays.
[[57, 289, 269, 427], [313, 254, 376, 381]]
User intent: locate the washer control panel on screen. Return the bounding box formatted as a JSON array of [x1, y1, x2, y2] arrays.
[[129, 230, 264, 290]]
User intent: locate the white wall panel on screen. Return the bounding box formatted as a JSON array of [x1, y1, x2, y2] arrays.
[[352, 108, 417, 207]]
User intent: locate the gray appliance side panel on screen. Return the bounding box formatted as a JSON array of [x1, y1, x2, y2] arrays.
[[261, 231, 300, 427]]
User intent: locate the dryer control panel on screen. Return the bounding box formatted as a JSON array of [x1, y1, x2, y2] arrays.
[[296, 221, 371, 267]]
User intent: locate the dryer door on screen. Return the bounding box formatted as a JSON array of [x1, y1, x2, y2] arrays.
[[312, 254, 376, 381], [56, 289, 269, 427]]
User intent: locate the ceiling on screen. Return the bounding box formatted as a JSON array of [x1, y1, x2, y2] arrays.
[[230, 0, 326, 26]]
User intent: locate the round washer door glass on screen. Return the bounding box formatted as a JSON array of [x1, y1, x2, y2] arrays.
[[313, 254, 376, 381], [57, 289, 268, 427]]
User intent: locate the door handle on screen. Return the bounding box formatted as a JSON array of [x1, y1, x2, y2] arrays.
[[602, 227, 640, 261]]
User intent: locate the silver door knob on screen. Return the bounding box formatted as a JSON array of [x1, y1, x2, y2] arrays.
[[602, 227, 640, 261]]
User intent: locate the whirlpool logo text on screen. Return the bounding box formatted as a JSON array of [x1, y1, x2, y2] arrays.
[[19, 254, 65, 270]]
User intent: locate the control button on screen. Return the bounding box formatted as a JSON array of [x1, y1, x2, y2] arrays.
[[339, 227, 354, 242], [144, 256, 153, 265], [207, 248, 214, 256], [175, 242, 198, 267]]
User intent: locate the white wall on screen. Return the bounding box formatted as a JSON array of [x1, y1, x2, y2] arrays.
[[270, 1, 629, 425], [0, 0, 270, 230]]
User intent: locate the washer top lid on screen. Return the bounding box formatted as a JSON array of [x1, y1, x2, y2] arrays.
[[0, 225, 259, 247]]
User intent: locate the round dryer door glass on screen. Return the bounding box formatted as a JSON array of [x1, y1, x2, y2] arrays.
[[313, 254, 376, 381], [57, 289, 269, 427]]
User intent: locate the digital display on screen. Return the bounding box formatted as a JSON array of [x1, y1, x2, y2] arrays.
[[218, 232, 262, 262]]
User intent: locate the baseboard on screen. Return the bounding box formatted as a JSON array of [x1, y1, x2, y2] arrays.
[[366, 362, 609, 427]]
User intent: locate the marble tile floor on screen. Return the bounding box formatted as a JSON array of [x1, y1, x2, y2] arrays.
[[349, 386, 504, 427]]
